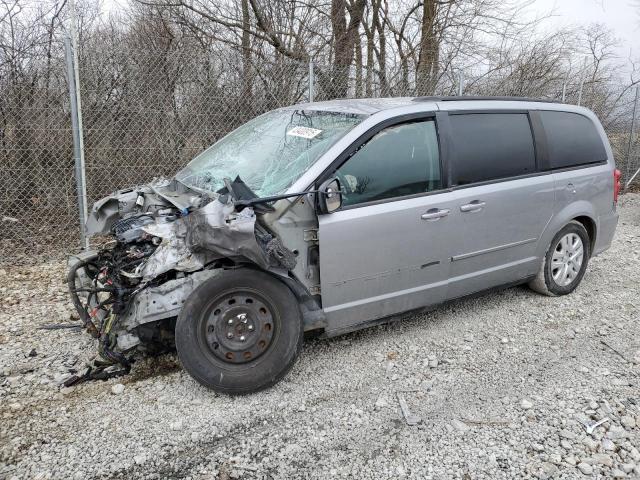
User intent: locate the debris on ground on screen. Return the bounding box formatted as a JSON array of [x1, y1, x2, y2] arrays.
[[397, 392, 421, 426]]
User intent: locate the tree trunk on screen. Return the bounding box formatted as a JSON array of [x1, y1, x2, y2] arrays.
[[241, 0, 253, 116], [330, 0, 366, 98], [374, 0, 388, 96], [355, 32, 363, 97], [365, 20, 374, 96], [416, 0, 439, 95]]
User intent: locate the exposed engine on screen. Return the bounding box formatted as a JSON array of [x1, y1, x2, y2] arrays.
[[67, 209, 176, 382]]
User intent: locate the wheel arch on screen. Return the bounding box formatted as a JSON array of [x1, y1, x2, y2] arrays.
[[231, 265, 328, 333], [572, 215, 597, 254], [538, 201, 597, 259]]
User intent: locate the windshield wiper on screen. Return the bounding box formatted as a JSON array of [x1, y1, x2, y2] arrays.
[[223, 177, 237, 200], [218, 176, 276, 213], [218, 175, 319, 211], [234, 190, 320, 209]]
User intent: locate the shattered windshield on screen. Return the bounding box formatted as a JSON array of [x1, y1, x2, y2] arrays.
[[176, 109, 365, 197]]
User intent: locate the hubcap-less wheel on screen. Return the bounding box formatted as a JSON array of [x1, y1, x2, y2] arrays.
[[203, 291, 275, 364], [551, 233, 584, 287], [176, 269, 303, 394]]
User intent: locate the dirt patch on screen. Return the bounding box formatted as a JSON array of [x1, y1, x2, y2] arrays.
[[122, 353, 182, 384]]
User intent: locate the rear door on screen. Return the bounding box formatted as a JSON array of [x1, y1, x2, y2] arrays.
[[441, 111, 555, 299], [317, 115, 454, 333]]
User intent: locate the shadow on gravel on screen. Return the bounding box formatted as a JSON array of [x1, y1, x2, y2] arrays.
[[82, 284, 538, 387]]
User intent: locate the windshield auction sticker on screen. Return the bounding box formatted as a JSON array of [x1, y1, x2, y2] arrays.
[[287, 126, 323, 139]]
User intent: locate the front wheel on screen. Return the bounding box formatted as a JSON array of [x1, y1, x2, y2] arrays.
[[529, 221, 591, 296], [176, 269, 303, 394]]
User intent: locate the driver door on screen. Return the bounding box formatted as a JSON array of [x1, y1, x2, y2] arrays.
[[318, 117, 455, 333]]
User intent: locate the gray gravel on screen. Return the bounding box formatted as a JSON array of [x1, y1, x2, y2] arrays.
[[2, 194, 640, 480]]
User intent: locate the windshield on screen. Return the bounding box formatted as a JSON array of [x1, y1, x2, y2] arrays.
[[176, 109, 365, 197]]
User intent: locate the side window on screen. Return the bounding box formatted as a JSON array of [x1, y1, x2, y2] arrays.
[[539, 111, 607, 169], [336, 120, 441, 207], [450, 113, 536, 186]]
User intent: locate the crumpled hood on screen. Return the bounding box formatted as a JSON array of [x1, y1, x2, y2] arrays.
[[84, 177, 296, 281], [139, 198, 269, 280], [85, 178, 204, 236]]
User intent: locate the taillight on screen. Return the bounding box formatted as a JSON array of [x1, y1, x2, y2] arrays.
[[613, 169, 622, 204]]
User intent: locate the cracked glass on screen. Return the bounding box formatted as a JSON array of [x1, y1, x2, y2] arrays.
[[176, 109, 364, 197]]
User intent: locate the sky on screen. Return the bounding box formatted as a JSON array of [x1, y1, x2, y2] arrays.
[[531, 0, 639, 61]]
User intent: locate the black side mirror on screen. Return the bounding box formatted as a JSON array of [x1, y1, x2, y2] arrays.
[[317, 177, 343, 214]]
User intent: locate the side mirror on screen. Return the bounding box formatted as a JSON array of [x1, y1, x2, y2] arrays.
[[317, 177, 343, 214]]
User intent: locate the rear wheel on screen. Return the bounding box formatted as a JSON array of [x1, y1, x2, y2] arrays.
[[176, 269, 303, 394], [529, 221, 590, 296]]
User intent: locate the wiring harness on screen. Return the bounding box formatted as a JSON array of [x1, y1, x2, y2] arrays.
[[66, 241, 158, 385]]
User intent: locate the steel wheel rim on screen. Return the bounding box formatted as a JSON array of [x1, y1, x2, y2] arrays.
[[551, 233, 584, 287], [201, 289, 276, 364]]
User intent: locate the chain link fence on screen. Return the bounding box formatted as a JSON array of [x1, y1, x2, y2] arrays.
[[0, 63, 76, 259], [80, 52, 310, 222], [1, 39, 639, 264]]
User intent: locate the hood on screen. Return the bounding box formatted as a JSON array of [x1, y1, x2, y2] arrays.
[[86, 177, 204, 236], [84, 177, 296, 281]]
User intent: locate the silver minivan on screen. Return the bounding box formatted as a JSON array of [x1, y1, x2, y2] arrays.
[[69, 97, 621, 393]]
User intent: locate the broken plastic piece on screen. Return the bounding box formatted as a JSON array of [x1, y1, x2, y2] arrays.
[[396, 392, 421, 425], [582, 417, 609, 435]]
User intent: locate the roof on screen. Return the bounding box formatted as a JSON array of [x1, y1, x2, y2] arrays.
[[297, 97, 417, 115], [296, 96, 560, 115]]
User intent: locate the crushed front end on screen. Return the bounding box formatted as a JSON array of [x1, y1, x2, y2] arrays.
[[67, 177, 297, 384]]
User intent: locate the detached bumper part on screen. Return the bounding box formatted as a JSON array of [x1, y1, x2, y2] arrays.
[[118, 269, 221, 349]]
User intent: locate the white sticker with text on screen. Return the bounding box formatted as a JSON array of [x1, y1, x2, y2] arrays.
[[287, 126, 323, 139]]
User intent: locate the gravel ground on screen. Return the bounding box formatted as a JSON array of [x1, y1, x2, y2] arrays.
[[1, 195, 639, 480]]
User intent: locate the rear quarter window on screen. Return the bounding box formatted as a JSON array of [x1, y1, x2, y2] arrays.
[[539, 111, 607, 169]]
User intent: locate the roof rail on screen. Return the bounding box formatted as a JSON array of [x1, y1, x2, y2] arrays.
[[412, 95, 558, 104]]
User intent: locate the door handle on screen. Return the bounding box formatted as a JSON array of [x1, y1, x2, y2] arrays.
[[421, 208, 450, 220], [460, 201, 486, 213]]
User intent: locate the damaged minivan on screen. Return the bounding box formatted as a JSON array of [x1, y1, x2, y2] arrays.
[[69, 97, 620, 394]]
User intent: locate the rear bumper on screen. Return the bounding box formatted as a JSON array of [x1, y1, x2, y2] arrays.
[[593, 210, 619, 256]]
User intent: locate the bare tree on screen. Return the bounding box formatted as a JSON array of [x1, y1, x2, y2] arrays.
[[3, 0, 640, 255]]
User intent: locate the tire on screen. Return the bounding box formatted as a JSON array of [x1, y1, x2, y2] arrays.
[[529, 220, 591, 296], [176, 268, 303, 394]]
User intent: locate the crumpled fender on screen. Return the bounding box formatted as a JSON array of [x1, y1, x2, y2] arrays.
[[140, 197, 270, 280], [86, 188, 139, 235]]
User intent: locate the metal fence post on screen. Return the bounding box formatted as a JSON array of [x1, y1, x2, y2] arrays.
[[308, 61, 315, 103], [577, 58, 587, 106], [624, 86, 639, 189], [577, 75, 585, 106], [67, 0, 88, 249], [64, 36, 88, 250], [458, 71, 464, 96]]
